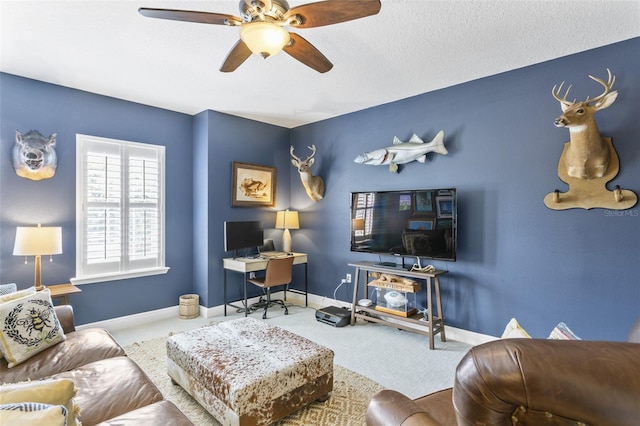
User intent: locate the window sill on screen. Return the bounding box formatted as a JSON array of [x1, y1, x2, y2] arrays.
[[70, 267, 170, 285]]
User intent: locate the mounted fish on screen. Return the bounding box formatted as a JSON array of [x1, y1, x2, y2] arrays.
[[354, 130, 446, 173], [12, 130, 58, 180]]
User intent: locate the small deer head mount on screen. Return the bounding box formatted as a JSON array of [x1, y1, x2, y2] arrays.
[[552, 68, 618, 180], [290, 145, 325, 202]]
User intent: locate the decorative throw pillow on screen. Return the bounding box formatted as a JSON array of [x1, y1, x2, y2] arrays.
[[0, 289, 66, 367], [0, 378, 80, 426], [548, 322, 581, 340], [501, 317, 532, 339], [0, 286, 36, 304], [0, 402, 68, 426], [0, 283, 17, 296], [0, 287, 36, 362]]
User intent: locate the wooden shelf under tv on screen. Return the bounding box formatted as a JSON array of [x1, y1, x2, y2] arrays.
[[348, 261, 448, 350]]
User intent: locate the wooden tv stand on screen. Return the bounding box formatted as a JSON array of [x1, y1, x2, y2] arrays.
[[348, 261, 447, 350]]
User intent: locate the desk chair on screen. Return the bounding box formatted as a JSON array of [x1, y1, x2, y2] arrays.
[[247, 256, 294, 319]]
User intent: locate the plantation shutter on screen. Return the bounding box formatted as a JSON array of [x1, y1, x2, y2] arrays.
[[76, 135, 165, 281], [127, 145, 161, 268]]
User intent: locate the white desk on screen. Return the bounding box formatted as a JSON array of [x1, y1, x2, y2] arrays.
[[223, 253, 308, 316]]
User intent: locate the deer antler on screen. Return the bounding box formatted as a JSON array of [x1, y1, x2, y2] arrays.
[[552, 82, 575, 106], [306, 145, 316, 160], [290, 146, 301, 163], [586, 68, 615, 105], [552, 69, 616, 107]]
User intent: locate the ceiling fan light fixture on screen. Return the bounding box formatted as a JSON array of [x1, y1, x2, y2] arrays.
[[240, 21, 290, 58]]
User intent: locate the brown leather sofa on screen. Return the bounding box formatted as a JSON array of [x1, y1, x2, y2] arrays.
[[366, 318, 640, 426], [1, 305, 193, 426]]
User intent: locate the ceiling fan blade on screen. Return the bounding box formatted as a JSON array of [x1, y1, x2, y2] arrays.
[[220, 40, 253, 73], [139, 8, 242, 26], [285, 0, 381, 29], [283, 33, 333, 73]]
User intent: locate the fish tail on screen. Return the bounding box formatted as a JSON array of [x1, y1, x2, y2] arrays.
[[427, 130, 447, 155]]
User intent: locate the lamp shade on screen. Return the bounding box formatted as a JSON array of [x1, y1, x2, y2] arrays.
[[352, 218, 365, 231], [240, 21, 290, 58], [13, 225, 62, 256], [275, 210, 299, 230]]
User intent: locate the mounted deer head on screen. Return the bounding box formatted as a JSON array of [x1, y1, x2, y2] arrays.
[[552, 68, 618, 179], [290, 145, 325, 202]]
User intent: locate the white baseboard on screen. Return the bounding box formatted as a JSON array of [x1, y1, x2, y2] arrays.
[[77, 305, 181, 331], [77, 291, 496, 345], [445, 325, 497, 346]]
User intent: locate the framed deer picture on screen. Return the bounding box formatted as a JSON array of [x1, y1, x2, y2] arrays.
[[231, 162, 277, 207]]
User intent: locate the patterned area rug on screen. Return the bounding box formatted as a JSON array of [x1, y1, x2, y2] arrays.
[[124, 334, 384, 425]]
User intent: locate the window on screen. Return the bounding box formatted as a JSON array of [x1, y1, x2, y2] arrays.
[[73, 134, 168, 284]]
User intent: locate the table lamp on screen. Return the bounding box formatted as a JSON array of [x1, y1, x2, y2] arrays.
[[13, 224, 62, 291], [275, 210, 299, 253]]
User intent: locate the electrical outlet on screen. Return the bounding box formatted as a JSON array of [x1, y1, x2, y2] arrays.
[[249, 272, 256, 279], [346, 273, 352, 283]]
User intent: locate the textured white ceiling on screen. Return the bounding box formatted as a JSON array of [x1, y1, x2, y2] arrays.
[[1, 1, 639, 128]]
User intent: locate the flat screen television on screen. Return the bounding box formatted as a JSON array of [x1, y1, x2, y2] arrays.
[[350, 188, 457, 262], [224, 220, 263, 258]]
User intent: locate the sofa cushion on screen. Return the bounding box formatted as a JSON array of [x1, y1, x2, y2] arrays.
[[95, 400, 194, 426], [0, 288, 65, 367], [51, 356, 164, 425], [0, 401, 68, 425], [0, 378, 80, 426], [366, 388, 453, 426], [1, 328, 125, 384]]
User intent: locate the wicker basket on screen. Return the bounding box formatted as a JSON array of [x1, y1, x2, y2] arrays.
[[179, 294, 199, 319]]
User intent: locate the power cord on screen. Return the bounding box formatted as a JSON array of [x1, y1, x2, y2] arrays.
[[333, 279, 347, 302]]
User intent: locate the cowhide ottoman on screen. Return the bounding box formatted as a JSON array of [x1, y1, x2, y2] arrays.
[[166, 317, 334, 426]]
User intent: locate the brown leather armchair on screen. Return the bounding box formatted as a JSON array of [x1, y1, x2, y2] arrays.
[[366, 318, 640, 426]]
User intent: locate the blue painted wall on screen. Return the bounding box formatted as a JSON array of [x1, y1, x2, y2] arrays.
[[0, 74, 196, 324], [290, 37, 640, 340], [1, 38, 638, 339], [194, 110, 291, 309]]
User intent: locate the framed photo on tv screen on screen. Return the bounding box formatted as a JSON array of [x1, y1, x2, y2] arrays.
[[436, 195, 453, 218]]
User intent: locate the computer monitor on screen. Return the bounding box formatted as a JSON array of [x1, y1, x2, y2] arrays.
[[224, 221, 263, 258]]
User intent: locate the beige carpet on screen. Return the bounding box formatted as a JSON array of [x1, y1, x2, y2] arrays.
[[124, 334, 385, 425]]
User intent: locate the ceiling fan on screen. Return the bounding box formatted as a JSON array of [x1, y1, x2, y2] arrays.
[[139, 0, 382, 73]]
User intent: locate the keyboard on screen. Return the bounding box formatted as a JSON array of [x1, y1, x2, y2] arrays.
[[259, 251, 289, 258]]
